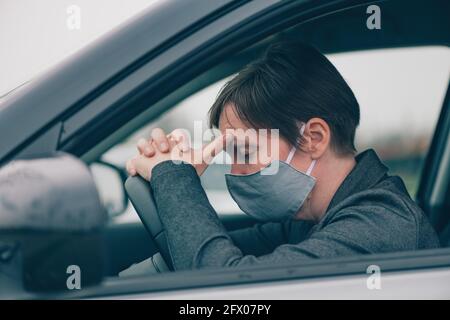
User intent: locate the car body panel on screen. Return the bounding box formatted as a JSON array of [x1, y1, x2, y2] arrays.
[[111, 267, 450, 300]]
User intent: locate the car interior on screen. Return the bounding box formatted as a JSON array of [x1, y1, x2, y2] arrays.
[[1, 0, 449, 297]]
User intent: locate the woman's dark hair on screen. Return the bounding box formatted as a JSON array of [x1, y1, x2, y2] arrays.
[[208, 41, 360, 155]]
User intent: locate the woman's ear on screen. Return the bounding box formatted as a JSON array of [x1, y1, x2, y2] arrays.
[[303, 118, 331, 159]]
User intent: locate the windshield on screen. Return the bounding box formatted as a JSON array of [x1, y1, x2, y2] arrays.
[[0, 0, 159, 97]]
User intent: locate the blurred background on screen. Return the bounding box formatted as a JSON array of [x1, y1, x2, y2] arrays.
[[1, 0, 449, 222]]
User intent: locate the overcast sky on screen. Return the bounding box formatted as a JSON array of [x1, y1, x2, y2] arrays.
[[0, 0, 158, 95], [1, 0, 449, 145]]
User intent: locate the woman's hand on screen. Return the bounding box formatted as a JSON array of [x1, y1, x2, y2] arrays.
[[126, 128, 231, 181]]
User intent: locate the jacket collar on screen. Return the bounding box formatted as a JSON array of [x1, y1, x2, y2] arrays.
[[326, 149, 388, 212]]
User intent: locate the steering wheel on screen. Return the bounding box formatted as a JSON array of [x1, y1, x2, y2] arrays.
[[124, 176, 174, 271]]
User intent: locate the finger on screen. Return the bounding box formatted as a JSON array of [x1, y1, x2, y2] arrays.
[[166, 135, 178, 150], [133, 155, 150, 181], [126, 158, 137, 176], [137, 138, 155, 156], [202, 133, 232, 165], [151, 128, 170, 153], [168, 129, 191, 152]]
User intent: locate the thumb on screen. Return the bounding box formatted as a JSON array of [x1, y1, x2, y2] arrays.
[[196, 133, 233, 175]]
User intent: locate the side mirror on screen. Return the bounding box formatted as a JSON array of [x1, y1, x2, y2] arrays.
[[0, 153, 107, 295], [90, 161, 128, 218]]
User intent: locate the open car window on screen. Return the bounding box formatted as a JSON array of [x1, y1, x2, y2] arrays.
[[98, 46, 450, 223]]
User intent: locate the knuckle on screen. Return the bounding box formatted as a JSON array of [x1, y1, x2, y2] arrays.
[[151, 128, 165, 137], [137, 138, 147, 150]]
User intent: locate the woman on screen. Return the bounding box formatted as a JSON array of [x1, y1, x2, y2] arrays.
[[126, 41, 439, 270]]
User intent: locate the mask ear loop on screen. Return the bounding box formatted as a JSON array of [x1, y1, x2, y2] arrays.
[[299, 123, 317, 176], [286, 123, 306, 164], [285, 147, 296, 164], [306, 159, 316, 176], [306, 160, 316, 176], [286, 123, 317, 174], [286, 147, 316, 175]]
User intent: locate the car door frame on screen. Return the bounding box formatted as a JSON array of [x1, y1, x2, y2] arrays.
[[49, 247, 450, 299], [417, 82, 450, 233]]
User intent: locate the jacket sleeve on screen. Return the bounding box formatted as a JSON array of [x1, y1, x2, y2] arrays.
[[228, 222, 288, 256], [150, 161, 387, 270], [150, 161, 290, 269]]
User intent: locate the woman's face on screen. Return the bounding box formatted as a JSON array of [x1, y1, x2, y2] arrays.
[[217, 103, 338, 222], [218, 103, 292, 175]]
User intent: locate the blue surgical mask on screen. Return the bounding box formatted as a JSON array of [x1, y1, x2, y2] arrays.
[[225, 129, 316, 222]]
